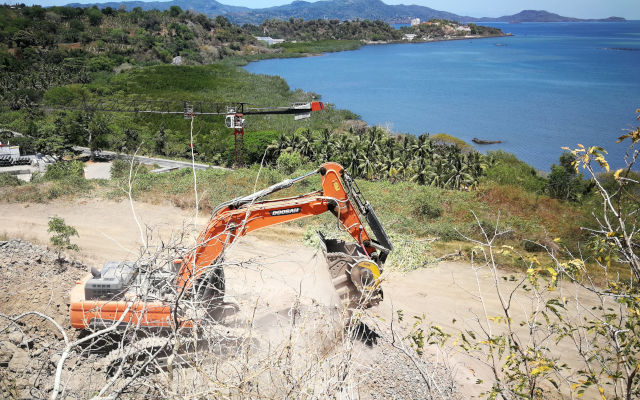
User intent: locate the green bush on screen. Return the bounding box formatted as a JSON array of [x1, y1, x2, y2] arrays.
[[0, 173, 22, 187], [414, 190, 442, 219], [276, 151, 302, 174], [431, 133, 472, 152], [245, 130, 280, 164], [484, 150, 546, 193], [43, 160, 85, 180], [110, 158, 130, 179]]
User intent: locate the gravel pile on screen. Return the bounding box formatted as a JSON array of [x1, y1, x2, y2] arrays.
[[352, 325, 459, 400]]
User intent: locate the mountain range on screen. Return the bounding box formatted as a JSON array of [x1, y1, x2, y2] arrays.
[[65, 0, 626, 24]]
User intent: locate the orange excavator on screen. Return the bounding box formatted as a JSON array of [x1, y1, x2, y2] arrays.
[[69, 162, 393, 331]]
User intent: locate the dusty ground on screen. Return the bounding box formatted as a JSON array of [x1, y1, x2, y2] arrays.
[[83, 161, 112, 180], [0, 199, 606, 399]]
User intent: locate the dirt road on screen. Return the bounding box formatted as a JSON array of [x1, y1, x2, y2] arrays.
[[0, 199, 605, 398]]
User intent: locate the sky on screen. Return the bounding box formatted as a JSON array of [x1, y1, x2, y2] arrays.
[[14, 0, 640, 20]]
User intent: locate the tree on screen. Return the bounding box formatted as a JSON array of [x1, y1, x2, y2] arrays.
[[546, 152, 591, 202], [87, 7, 103, 26], [86, 113, 112, 160], [48, 216, 79, 263], [154, 123, 166, 155]]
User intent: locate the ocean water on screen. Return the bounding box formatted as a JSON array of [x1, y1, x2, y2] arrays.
[[244, 22, 640, 171]]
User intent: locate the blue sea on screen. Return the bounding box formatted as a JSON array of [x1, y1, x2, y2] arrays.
[[244, 22, 640, 171]]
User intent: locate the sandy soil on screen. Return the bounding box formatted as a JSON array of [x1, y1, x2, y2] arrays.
[[0, 199, 605, 399]]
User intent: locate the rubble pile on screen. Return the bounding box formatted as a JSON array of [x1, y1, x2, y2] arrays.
[[0, 239, 87, 399]]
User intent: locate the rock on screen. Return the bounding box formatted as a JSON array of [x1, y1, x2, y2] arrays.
[[172, 56, 183, 65], [8, 347, 29, 372], [0, 341, 15, 367], [7, 331, 23, 345], [50, 353, 61, 366]]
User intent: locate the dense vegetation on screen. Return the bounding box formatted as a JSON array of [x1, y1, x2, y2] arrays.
[[245, 18, 402, 42], [244, 18, 503, 42], [0, 4, 258, 109]]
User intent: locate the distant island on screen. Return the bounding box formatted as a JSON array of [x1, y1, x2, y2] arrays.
[[65, 0, 626, 25], [471, 10, 626, 24]]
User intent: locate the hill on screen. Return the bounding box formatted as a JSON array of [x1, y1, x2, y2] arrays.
[[474, 9, 626, 23], [225, 0, 470, 25], [65, 0, 625, 24], [65, 0, 250, 16]]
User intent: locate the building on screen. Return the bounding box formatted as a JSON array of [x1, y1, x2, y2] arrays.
[[0, 143, 20, 160], [403, 34, 417, 41], [456, 25, 472, 33], [410, 18, 421, 26], [255, 36, 286, 46]]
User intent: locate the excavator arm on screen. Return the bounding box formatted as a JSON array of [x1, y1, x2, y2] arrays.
[[177, 162, 392, 296]]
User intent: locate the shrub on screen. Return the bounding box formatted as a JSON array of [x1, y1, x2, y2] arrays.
[[414, 190, 442, 219], [43, 160, 84, 181], [245, 130, 280, 164], [276, 151, 302, 174], [431, 133, 472, 152], [48, 216, 79, 252], [0, 174, 22, 187], [484, 150, 546, 193]]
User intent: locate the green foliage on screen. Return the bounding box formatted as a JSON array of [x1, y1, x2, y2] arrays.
[[246, 19, 402, 42], [43, 160, 84, 180], [244, 130, 280, 164], [431, 133, 472, 152], [110, 158, 133, 179], [414, 190, 442, 219], [47, 216, 79, 251], [0, 173, 22, 187], [272, 40, 362, 55], [276, 150, 302, 174], [483, 150, 546, 193], [545, 152, 592, 202], [269, 127, 487, 190]]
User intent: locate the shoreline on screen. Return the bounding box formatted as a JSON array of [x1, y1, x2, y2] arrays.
[[241, 33, 512, 64], [362, 33, 512, 46]]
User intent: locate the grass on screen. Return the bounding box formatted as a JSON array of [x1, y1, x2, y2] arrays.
[[0, 161, 602, 271]]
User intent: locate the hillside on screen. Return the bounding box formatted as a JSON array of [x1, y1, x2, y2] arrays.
[[65, 0, 250, 16], [65, 0, 626, 24], [225, 0, 469, 25]]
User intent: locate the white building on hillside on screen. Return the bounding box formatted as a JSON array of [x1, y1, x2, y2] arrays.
[[255, 36, 286, 46], [410, 18, 421, 26]]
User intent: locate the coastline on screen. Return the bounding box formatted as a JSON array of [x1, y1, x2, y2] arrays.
[[362, 33, 512, 46], [239, 33, 512, 65]]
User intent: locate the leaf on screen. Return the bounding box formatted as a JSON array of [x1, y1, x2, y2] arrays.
[[531, 365, 551, 376], [617, 134, 630, 143], [613, 168, 624, 180], [599, 387, 606, 400]]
